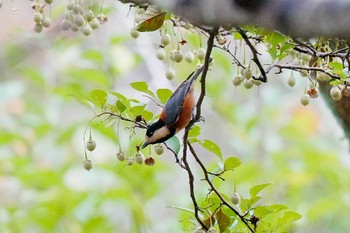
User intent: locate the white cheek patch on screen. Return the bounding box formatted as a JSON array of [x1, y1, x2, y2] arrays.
[[150, 126, 170, 143]]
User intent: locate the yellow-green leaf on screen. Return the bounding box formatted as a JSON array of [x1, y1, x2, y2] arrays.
[[156, 88, 172, 104], [198, 139, 222, 160], [91, 89, 107, 108], [224, 156, 241, 170], [130, 81, 154, 97], [136, 12, 166, 32]]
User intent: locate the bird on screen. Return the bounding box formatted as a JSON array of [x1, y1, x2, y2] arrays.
[[141, 60, 211, 148]]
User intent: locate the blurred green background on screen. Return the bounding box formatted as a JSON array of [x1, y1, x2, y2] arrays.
[[1, 1, 350, 233]]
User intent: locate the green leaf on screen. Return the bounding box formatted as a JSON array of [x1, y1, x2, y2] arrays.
[[130, 81, 154, 97], [111, 92, 131, 110], [250, 183, 272, 197], [224, 156, 241, 170], [198, 139, 222, 160], [277, 211, 302, 226], [216, 209, 231, 233], [188, 125, 201, 138], [156, 88, 172, 104], [116, 100, 126, 113], [136, 12, 167, 32], [165, 136, 180, 155], [90, 89, 107, 108]]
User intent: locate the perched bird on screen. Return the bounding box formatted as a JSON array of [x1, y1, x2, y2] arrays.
[[141, 61, 210, 148]]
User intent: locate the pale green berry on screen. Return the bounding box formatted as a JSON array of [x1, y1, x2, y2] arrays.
[[230, 192, 240, 205], [81, 24, 92, 36], [116, 151, 126, 161], [42, 17, 51, 28], [243, 79, 253, 89], [165, 67, 176, 80], [73, 15, 85, 27], [156, 47, 166, 60], [135, 152, 145, 165], [86, 10, 95, 21], [184, 51, 194, 63], [66, 2, 74, 11], [287, 74, 296, 87], [83, 159, 92, 171], [72, 4, 82, 15], [60, 19, 71, 31], [243, 69, 253, 80], [232, 75, 242, 86], [253, 79, 262, 86], [34, 24, 43, 33], [154, 144, 164, 155], [89, 18, 100, 30], [127, 158, 134, 166], [86, 139, 96, 151], [71, 24, 80, 32], [33, 13, 43, 24], [196, 48, 206, 60], [161, 34, 171, 46], [300, 94, 310, 106], [173, 50, 183, 63], [330, 86, 342, 101], [44, 0, 53, 4], [130, 28, 139, 39]]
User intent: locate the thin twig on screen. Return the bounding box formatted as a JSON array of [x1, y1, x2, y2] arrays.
[[236, 27, 267, 82], [187, 142, 255, 233]]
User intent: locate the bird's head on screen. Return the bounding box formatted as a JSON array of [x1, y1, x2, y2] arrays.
[[141, 120, 173, 148]]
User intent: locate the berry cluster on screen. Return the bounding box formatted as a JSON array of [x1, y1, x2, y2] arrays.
[[82, 128, 164, 171], [60, 1, 105, 36], [31, 0, 53, 33]]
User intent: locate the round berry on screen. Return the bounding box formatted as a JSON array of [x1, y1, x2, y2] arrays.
[[307, 88, 319, 98], [70, 24, 80, 32], [165, 67, 176, 80], [161, 34, 171, 46], [86, 139, 96, 151], [243, 69, 253, 80], [154, 144, 164, 155], [196, 48, 206, 60], [86, 10, 95, 21], [66, 2, 74, 11], [230, 192, 240, 205], [33, 13, 43, 24], [60, 19, 71, 31], [34, 24, 43, 33], [89, 18, 100, 30], [173, 50, 183, 63], [73, 15, 85, 27], [287, 74, 296, 87], [156, 47, 166, 60], [116, 151, 126, 161], [81, 24, 92, 36], [44, 0, 53, 4], [330, 85, 342, 101], [42, 17, 51, 28], [232, 75, 242, 86], [144, 157, 155, 166], [243, 79, 253, 89], [127, 158, 134, 166], [83, 159, 92, 171], [300, 94, 310, 106], [184, 51, 194, 63], [135, 152, 145, 165], [130, 28, 139, 39]]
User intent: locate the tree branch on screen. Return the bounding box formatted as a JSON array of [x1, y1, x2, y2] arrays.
[[119, 0, 350, 39]]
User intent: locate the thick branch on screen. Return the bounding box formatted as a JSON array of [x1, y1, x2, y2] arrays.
[[120, 0, 350, 39]]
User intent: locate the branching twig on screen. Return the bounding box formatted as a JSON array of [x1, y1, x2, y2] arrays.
[[236, 27, 267, 82], [187, 142, 255, 233], [213, 44, 246, 69]]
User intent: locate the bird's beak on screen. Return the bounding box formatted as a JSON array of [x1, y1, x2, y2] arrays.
[[141, 140, 150, 149]]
